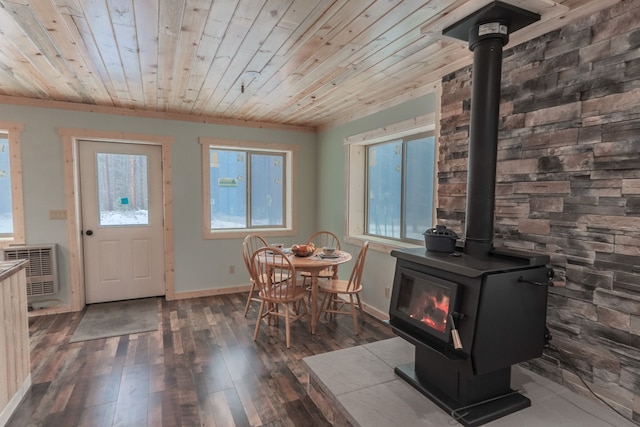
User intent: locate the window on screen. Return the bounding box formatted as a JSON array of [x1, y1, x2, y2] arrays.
[[0, 122, 25, 248], [200, 137, 297, 239], [366, 133, 436, 242], [345, 114, 437, 248], [96, 152, 149, 226]]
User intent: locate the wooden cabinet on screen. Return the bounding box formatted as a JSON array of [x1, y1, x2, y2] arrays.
[[0, 260, 30, 426]]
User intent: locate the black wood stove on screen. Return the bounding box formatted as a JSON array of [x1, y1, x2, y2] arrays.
[[389, 3, 553, 426], [390, 247, 552, 426]]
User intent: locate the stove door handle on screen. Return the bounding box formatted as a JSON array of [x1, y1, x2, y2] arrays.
[[448, 314, 463, 350], [451, 311, 465, 320]]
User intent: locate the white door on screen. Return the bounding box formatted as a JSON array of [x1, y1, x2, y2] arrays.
[[79, 140, 165, 304]]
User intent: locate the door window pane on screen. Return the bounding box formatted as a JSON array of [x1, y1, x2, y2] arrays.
[[97, 153, 149, 226], [0, 136, 12, 235]]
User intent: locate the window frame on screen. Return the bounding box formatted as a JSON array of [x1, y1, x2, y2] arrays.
[[200, 137, 298, 239], [0, 122, 25, 248], [344, 113, 437, 251]]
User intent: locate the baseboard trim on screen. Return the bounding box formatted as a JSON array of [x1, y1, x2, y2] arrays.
[[31, 286, 389, 320], [28, 305, 72, 317], [362, 303, 389, 322], [171, 285, 252, 300], [328, 295, 389, 322]]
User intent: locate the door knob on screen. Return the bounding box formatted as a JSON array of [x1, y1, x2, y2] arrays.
[[85, 230, 93, 236]]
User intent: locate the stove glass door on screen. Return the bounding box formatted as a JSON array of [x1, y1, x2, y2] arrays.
[[394, 267, 459, 342]]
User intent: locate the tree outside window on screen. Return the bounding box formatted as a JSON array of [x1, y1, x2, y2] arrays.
[[366, 133, 436, 244]]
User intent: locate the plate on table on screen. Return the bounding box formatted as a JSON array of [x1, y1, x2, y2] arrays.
[[318, 253, 341, 259], [266, 249, 292, 255]]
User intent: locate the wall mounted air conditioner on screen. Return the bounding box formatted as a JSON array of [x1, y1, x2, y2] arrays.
[[3, 244, 58, 297]]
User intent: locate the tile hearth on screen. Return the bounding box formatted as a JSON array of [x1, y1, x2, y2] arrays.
[[303, 337, 636, 427]]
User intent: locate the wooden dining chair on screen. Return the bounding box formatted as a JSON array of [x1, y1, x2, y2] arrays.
[[243, 234, 293, 318], [317, 241, 369, 334], [250, 247, 309, 348], [242, 234, 269, 317], [300, 230, 342, 286]]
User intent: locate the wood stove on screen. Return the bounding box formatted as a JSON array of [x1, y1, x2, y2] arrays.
[[389, 2, 554, 426], [390, 248, 552, 425]]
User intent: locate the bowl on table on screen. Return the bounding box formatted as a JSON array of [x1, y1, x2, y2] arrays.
[[322, 247, 337, 255], [291, 244, 315, 257]]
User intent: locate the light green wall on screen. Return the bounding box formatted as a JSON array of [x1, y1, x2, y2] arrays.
[[1, 104, 316, 308], [316, 92, 438, 316], [3, 92, 436, 314]]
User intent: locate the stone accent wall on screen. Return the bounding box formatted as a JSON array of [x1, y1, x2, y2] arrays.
[[438, 0, 640, 420]]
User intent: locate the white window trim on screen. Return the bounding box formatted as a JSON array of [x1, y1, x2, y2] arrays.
[[0, 122, 25, 248], [200, 137, 298, 239], [344, 113, 438, 253]]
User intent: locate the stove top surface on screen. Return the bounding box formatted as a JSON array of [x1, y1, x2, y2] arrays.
[[391, 246, 549, 277]]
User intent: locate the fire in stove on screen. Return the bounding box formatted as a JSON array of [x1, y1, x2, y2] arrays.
[[404, 289, 449, 332], [397, 271, 454, 334]]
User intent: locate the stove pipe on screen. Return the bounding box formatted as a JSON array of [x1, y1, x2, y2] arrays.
[[463, 24, 509, 257], [441, 1, 538, 257]]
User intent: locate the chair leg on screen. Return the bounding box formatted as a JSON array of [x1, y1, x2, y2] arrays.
[[306, 287, 312, 307], [285, 303, 291, 348], [356, 293, 365, 325], [274, 304, 280, 327], [253, 300, 265, 342], [349, 295, 359, 334], [330, 294, 340, 320], [302, 299, 310, 327], [244, 281, 256, 317], [294, 298, 305, 315], [267, 303, 279, 327], [319, 292, 331, 320]]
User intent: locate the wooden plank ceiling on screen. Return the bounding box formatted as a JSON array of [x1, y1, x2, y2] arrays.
[[0, 0, 619, 130]]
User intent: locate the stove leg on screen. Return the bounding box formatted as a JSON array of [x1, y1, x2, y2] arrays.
[[395, 362, 529, 427], [394, 344, 530, 427]]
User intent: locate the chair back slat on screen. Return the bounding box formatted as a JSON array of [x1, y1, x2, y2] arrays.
[[251, 247, 298, 301], [305, 230, 342, 279], [307, 230, 341, 250], [345, 241, 369, 292], [242, 234, 268, 276]]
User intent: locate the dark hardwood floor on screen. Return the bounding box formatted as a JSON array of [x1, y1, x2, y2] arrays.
[[7, 293, 395, 427]]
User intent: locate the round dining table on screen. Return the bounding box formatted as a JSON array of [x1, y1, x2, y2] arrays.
[[260, 248, 352, 334]]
